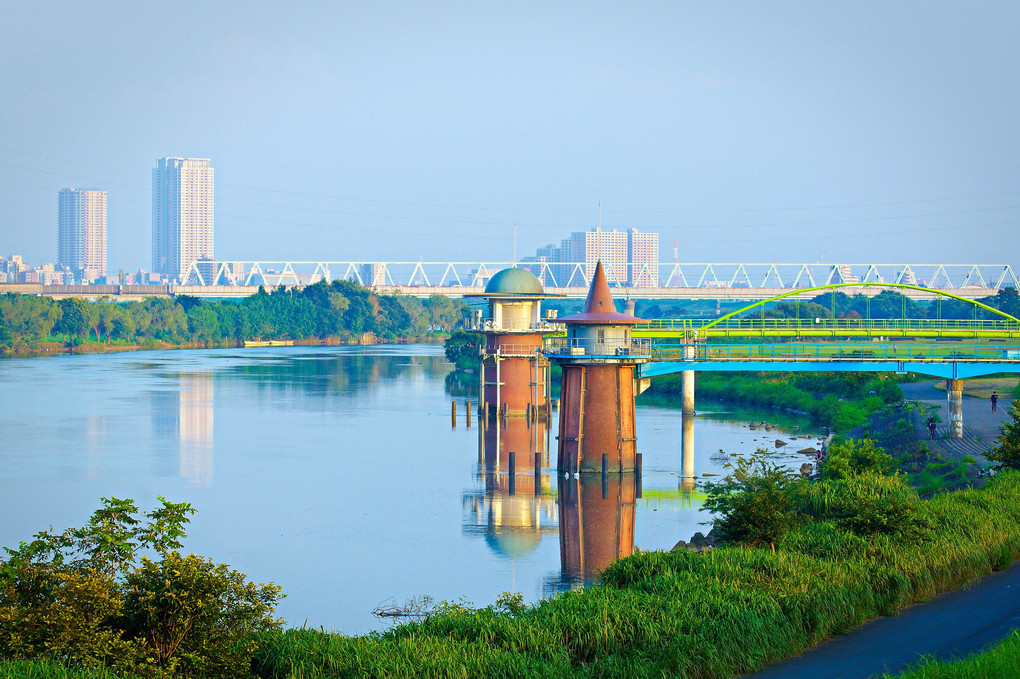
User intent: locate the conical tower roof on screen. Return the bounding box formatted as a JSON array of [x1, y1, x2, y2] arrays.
[[559, 261, 642, 325]]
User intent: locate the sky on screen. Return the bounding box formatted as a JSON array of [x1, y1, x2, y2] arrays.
[[2, 1, 1019, 274]]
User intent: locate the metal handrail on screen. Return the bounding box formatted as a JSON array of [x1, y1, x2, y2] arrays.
[[544, 338, 653, 357], [648, 342, 1020, 362]]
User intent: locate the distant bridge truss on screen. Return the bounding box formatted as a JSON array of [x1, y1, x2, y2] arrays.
[[2, 262, 1015, 301], [180, 261, 1018, 300]]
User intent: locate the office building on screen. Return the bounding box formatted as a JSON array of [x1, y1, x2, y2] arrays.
[[152, 157, 214, 282], [58, 189, 107, 282]]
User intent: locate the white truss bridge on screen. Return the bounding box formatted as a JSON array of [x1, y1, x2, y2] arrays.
[[183, 260, 1018, 295]]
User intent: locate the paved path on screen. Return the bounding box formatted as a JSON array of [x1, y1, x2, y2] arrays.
[[899, 381, 1011, 465], [746, 560, 1020, 678]]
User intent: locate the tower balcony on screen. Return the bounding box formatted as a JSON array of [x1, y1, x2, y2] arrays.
[[472, 319, 565, 334], [543, 337, 652, 361]]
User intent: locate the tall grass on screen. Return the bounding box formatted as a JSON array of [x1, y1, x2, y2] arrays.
[[883, 630, 1020, 678], [253, 472, 1020, 678], [0, 662, 124, 679]]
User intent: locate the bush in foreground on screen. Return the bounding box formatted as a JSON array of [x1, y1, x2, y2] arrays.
[[0, 498, 283, 678]]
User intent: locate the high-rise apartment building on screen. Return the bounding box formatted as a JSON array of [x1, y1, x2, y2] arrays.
[[58, 188, 107, 282], [152, 157, 214, 282], [628, 228, 659, 286], [523, 228, 659, 287]]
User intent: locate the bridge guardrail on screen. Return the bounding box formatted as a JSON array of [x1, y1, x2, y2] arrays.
[[636, 318, 1020, 332], [649, 343, 1020, 362]]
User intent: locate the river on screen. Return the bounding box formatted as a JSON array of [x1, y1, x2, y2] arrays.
[[0, 344, 814, 633]]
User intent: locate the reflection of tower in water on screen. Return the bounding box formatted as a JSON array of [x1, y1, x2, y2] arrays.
[[680, 411, 696, 493], [463, 417, 556, 562], [558, 472, 636, 586], [151, 373, 214, 487], [178, 373, 214, 487]]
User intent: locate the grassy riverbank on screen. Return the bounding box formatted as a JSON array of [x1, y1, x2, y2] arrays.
[[5, 472, 1020, 678], [250, 471, 1020, 678], [645, 371, 903, 433]]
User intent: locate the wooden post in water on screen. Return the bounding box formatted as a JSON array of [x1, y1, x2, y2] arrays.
[[508, 452, 516, 496], [635, 452, 643, 499], [466, 401, 472, 428], [451, 400, 457, 427], [534, 452, 542, 495]]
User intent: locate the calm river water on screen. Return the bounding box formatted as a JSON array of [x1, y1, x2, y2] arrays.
[[0, 345, 813, 633]]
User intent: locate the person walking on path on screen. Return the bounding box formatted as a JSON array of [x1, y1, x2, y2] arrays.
[[991, 391, 998, 412]]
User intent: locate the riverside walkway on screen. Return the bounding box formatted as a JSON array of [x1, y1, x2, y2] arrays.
[[747, 559, 1020, 678]]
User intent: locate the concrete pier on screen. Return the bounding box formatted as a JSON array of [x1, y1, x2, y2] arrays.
[[948, 378, 964, 439], [681, 343, 695, 417]]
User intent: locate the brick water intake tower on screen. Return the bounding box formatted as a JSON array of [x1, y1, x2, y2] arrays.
[[550, 261, 651, 474], [470, 267, 562, 420]]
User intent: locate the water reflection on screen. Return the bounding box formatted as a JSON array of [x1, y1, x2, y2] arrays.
[[557, 473, 636, 587], [680, 412, 695, 490], [151, 373, 214, 487], [220, 351, 450, 399], [463, 417, 557, 561]]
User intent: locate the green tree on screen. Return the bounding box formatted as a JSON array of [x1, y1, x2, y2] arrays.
[[444, 330, 483, 371], [985, 287, 1020, 319], [0, 294, 60, 346], [758, 301, 832, 320], [55, 298, 92, 341], [988, 400, 1020, 470]]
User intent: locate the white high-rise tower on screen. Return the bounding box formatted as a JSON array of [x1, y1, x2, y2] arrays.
[[152, 157, 214, 281], [58, 188, 107, 282]]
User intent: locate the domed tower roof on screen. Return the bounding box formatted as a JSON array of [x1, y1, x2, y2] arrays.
[[484, 267, 545, 296]]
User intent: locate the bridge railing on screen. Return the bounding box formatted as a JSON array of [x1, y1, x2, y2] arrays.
[[544, 338, 653, 358], [650, 343, 1020, 362], [636, 318, 1020, 332]]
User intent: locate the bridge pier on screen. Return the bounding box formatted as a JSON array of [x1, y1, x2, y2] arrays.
[[947, 379, 964, 439], [682, 370, 695, 417]]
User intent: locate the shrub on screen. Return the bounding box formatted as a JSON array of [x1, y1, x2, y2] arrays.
[[797, 475, 930, 541], [703, 451, 803, 551], [988, 400, 1020, 470], [121, 552, 283, 678], [0, 498, 283, 678], [822, 438, 896, 480]]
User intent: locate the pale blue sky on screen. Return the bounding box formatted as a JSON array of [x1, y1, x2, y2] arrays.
[[2, 1, 1018, 272]]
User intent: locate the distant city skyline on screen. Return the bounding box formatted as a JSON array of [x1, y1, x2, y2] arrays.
[[1, 3, 1019, 271]]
